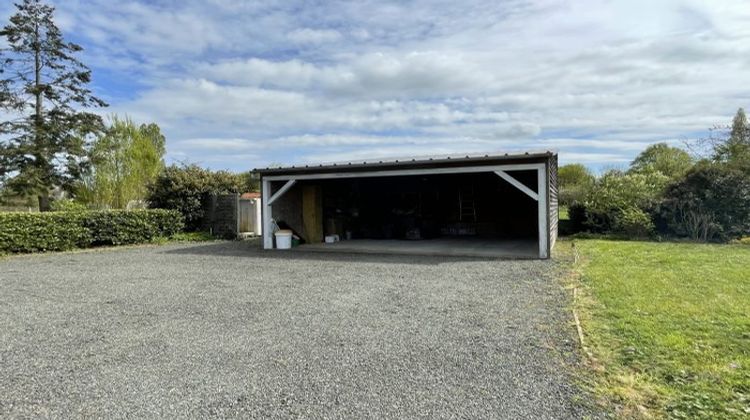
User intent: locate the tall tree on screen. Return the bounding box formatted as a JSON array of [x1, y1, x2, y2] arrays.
[[79, 116, 165, 209], [629, 143, 693, 178], [714, 108, 750, 171], [0, 0, 106, 211], [558, 163, 595, 206]]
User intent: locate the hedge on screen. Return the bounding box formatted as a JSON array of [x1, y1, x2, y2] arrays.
[[0, 209, 184, 253]]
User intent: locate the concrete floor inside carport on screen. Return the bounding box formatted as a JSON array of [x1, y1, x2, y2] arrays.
[[294, 238, 539, 259]]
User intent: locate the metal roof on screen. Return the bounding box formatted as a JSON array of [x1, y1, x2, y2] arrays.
[[254, 150, 556, 175]]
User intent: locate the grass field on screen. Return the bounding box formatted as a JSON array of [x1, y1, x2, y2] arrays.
[[567, 239, 750, 419]]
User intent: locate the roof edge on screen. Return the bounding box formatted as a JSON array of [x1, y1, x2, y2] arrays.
[[254, 150, 556, 175]]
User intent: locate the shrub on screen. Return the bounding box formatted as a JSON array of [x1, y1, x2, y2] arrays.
[[559, 201, 588, 235], [583, 170, 669, 234], [614, 207, 655, 238], [558, 164, 595, 206], [146, 164, 248, 231], [0, 212, 91, 253], [0, 209, 184, 253], [50, 198, 88, 212], [82, 209, 184, 245], [660, 164, 750, 242]]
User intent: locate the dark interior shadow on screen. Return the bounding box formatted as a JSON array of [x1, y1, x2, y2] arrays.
[[160, 240, 541, 266]]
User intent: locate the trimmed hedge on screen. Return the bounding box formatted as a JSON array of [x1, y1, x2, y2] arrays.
[[0, 209, 184, 253], [0, 212, 90, 253]]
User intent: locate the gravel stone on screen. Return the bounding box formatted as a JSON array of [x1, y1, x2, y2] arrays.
[[0, 240, 600, 419]]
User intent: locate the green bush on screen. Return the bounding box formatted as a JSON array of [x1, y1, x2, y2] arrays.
[[559, 164, 596, 206], [559, 201, 588, 235], [660, 164, 750, 242], [0, 212, 91, 253], [583, 170, 669, 234], [614, 207, 655, 238], [82, 209, 183, 245], [0, 209, 184, 253], [50, 198, 88, 212], [147, 164, 250, 231]]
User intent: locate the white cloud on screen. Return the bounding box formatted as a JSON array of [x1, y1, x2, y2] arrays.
[[16, 0, 749, 170], [287, 28, 342, 44]]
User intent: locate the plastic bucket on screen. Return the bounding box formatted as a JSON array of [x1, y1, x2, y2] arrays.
[[275, 230, 293, 249]]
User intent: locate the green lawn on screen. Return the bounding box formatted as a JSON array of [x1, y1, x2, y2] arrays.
[[569, 239, 750, 419]]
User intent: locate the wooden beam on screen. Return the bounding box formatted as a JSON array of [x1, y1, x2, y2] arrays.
[[267, 179, 297, 206], [494, 170, 539, 201], [302, 185, 323, 243]]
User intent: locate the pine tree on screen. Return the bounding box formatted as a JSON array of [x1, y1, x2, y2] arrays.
[[714, 108, 750, 171], [0, 0, 107, 211]]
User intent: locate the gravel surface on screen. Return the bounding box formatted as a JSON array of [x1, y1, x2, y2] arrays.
[[0, 241, 598, 419]]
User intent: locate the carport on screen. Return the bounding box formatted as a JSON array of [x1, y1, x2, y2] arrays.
[[256, 151, 558, 259]]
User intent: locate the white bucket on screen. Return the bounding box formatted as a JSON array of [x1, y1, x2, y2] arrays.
[[275, 230, 293, 249]]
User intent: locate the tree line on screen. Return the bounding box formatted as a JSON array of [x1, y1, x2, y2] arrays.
[[2, 0, 748, 243], [559, 108, 750, 242], [0, 0, 256, 213]]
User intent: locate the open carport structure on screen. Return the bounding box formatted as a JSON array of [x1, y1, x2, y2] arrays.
[[256, 151, 558, 259]]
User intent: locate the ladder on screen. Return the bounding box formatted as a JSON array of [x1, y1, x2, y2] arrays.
[[459, 185, 477, 222]]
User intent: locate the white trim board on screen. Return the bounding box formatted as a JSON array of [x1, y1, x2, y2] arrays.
[[494, 170, 539, 201], [267, 179, 297, 205], [261, 178, 273, 249], [537, 166, 549, 258]]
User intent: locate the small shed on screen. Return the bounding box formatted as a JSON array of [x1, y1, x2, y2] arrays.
[[255, 151, 558, 259]]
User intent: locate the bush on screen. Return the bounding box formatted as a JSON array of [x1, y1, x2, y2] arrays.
[[559, 185, 591, 209], [146, 164, 249, 231], [558, 201, 588, 235], [614, 207, 655, 238], [558, 164, 595, 206], [660, 165, 750, 242], [50, 198, 88, 212], [0, 212, 91, 253], [82, 209, 183, 245], [582, 170, 668, 234], [0, 209, 184, 253]]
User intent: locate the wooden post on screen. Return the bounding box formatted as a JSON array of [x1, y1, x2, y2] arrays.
[[302, 185, 323, 243]]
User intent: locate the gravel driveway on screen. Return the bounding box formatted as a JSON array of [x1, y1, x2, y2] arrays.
[[0, 241, 597, 419]]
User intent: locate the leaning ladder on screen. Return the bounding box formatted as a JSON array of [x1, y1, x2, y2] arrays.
[[459, 185, 477, 222]]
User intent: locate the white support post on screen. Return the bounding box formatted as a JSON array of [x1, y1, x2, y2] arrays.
[[262, 179, 297, 249], [267, 180, 297, 206], [537, 166, 549, 259], [494, 171, 539, 201], [261, 178, 273, 249], [253, 198, 262, 236]]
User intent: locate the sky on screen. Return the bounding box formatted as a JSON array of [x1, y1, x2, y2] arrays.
[[2, 0, 749, 172]]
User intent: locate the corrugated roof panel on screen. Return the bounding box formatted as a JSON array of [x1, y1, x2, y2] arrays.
[[254, 150, 556, 175]]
